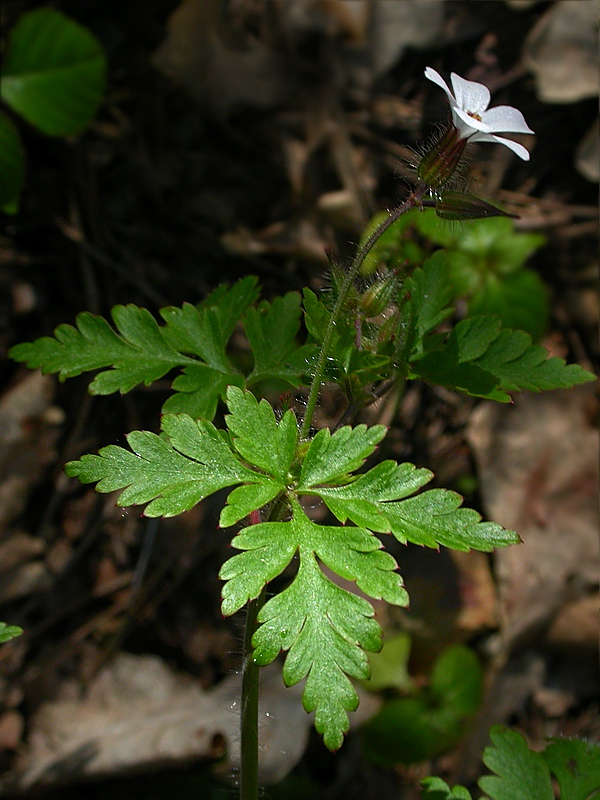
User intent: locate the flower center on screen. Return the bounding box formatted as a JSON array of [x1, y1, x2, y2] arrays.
[[467, 111, 483, 121]]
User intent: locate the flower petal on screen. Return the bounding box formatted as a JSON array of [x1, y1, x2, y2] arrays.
[[468, 131, 531, 160], [480, 105, 534, 134], [424, 67, 456, 105], [450, 72, 490, 115], [453, 107, 492, 134]]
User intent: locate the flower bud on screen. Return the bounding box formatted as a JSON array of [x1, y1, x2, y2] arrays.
[[360, 274, 398, 317], [435, 191, 517, 220], [417, 125, 467, 188]]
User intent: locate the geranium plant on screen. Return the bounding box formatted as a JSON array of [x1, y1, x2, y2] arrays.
[[10, 68, 595, 799]]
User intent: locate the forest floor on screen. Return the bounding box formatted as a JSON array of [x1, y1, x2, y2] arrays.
[[0, 2, 598, 799]]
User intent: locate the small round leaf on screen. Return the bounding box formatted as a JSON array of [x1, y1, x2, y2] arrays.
[[1, 9, 106, 136]]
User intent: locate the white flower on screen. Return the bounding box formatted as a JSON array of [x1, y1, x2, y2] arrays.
[[425, 67, 534, 160]]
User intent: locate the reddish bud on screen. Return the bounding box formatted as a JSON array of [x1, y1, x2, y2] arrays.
[[417, 126, 467, 187], [435, 191, 517, 220]]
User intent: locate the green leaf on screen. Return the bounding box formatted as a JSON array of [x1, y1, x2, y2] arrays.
[[412, 316, 596, 402], [361, 631, 414, 693], [308, 460, 518, 551], [363, 645, 482, 767], [448, 217, 545, 276], [245, 292, 315, 386], [65, 413, 259, 517], [0, 622, 23, 644], [543, 737, 600, 800], [225, 386, 297, 481], [363, 696, 462, 765], [10, 278, 261, 421], [164, 365, 244, 422], [0, 114, 25, 211], [220, 500, 408, 750], [161, 277, 258, 418], [10, 306, 196, 393], [467, 269, 549, 343], [479, 726, 554, 800], [429, 645, 483, 717], [1, 9, 106, 136], [421, 777, 472, 800], [299, 424, 387, 488], [406, 251, 455, 345]]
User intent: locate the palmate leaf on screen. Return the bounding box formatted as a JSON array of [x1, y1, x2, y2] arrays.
[[219, 500, 408, 750], [300, 459, 519, 552], [411, 315, 596, 402]]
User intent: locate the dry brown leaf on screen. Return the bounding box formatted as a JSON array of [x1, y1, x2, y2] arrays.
[[0, 372, 62, 532], [9, 654, 314, 791], [467, 387, 599, 648], [524, 0, 600, 103]]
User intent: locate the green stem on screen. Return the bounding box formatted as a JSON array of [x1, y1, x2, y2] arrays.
[[239, 586, 266, 800], [239, 496, 287, 800], [299, 187, 425, 440]]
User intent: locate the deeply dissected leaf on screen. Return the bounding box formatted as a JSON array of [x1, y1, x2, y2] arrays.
[[1, 9, 106, 136], [160, 276, 258, 418], [225, 386, 297, 481], [412, 315, 596, 401], [542, 737, 600, 800], [220, 500, 408, 750], [10, 278, 258, 421], [0, 114, 25, 212], [65, 413, 261, 517], [299, 424, 387, 487], [10, 305, 196, 393], [65, 387, 301, 521], [244, 292, 315, 386], [303, 459, 518, 551], [479, 726, 554, 800]]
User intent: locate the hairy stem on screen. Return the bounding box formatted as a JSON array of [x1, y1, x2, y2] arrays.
[[299, 188, 425, 440], [240, 586, 266, 800]]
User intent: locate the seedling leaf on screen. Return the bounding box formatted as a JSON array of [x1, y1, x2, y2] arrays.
[[479, 726, 554, 800], [421, 777, 472, 799], [543, 737, 600, 800], [0, 623, 23, 644]]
